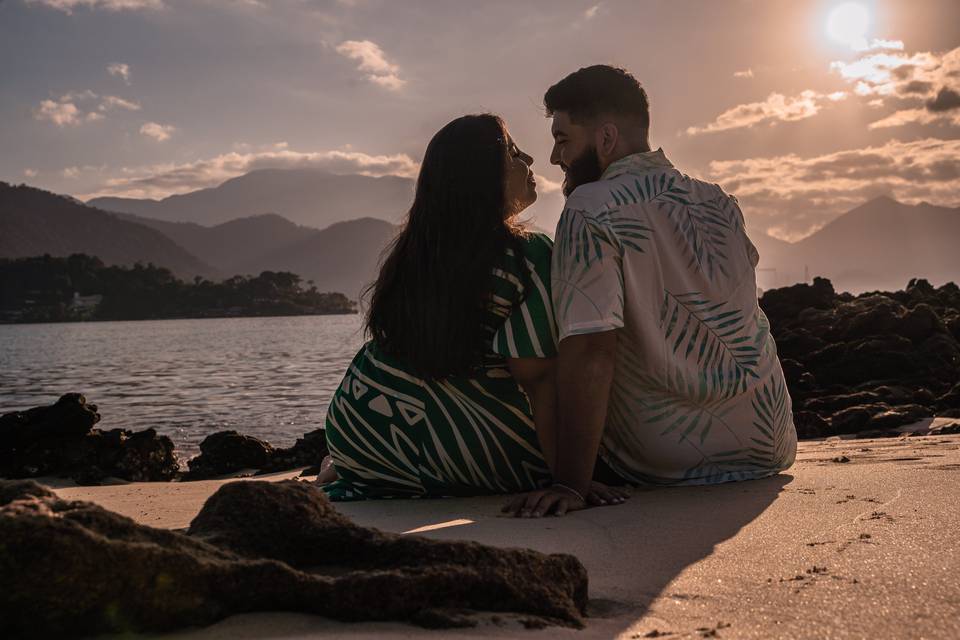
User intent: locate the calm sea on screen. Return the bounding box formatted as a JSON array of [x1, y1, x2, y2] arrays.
[[0, 315, 366, 461]]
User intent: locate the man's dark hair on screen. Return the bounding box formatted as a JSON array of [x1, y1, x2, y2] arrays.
[[544, 65, 650, 130]]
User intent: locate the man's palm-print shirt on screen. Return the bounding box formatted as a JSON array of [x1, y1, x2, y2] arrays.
[[553, 149, 797, 485]]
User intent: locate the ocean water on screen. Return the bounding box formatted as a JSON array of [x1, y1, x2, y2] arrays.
[[0, 315, 366, 461]]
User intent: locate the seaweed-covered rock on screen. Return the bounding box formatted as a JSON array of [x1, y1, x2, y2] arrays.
[[0, 394, 177, 483], [0, 479, 587, 638]]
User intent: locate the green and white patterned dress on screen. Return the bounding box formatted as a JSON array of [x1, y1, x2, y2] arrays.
[[553, 149, 797, 486], [323, 233, 557, 500]]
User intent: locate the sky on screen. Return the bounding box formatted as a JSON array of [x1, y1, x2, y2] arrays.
[[2, 0, 959, 240]]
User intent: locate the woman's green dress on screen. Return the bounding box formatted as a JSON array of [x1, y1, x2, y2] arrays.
[[323, 233, 558, 500]]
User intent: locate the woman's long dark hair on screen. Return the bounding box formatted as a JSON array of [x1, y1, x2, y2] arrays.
[[365, 114, 528, 379]]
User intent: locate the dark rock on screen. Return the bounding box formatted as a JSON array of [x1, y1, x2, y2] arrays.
[[831, 404, 891, 434], [186, 430, 274, 479], [0, 395, 178, 483], [900, 304, 945, 342], [760, 277, 836, 320], [257, 428, 328, 474], [0, 393, 99, 445], [803, 391, 883, 414], [793, 411, 831, 439], [0, 479, 587, 638], [937, 383, 960, 410], [929, 421, 960, 435], [867, 405, 930, 430], [831, 456, 850, 463]]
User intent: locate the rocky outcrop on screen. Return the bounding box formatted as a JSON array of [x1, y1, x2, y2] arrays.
[[762, 278, 960, 438], [185, 428, 329, 479], [0, 479, 587, 638], [0, 394, 178, 483]]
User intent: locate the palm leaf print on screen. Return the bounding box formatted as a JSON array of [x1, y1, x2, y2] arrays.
[[552, 207, 625, 327], [746, 374, 792, 468], [656, 192, 737, 282], [614, 346, 741, 447], [660, 290, 761, 398]]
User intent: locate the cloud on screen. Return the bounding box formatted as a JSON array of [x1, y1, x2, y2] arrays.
[[926, 86, 960, 112], [733, 68, 754, 79], [685, 90, 846, 135], [33, 90, 143, 128], [34, 99, 82, 126], [534, 174, 562, 194], [584, 4, 600, 19], [335, 39, 406, 90], [107, 62, 131, 84], [139, 121, 175, 141], [62, 166, 81, 179], [706, 137, 960, 241], [25, 0, 164, 13], [23, 169, 38, 178], [79, 147, 420, 200], [853, 38, 905, 52], [867, 107, 960, 130], [98, 95, 141, 111]]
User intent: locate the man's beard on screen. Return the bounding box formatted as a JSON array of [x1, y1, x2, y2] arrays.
[[562, 144, 603, 197]]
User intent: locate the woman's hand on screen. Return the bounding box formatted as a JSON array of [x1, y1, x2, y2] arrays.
[[501, 486, 587, 517], [585, 481, 630, 506]]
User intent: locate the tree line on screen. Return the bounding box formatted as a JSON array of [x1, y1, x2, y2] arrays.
[[0, 254, 356, 323]]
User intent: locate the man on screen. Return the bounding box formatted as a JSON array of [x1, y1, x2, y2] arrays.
[[508, 65, 797, 517]]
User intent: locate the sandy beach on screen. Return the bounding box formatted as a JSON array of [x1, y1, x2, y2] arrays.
[[41, 420, 960, 640]]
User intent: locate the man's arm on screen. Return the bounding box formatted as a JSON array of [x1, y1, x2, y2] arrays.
[[553, 329, 618, 496]]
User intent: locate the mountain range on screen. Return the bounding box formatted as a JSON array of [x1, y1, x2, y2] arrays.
[[750, 196, 960, 293], [89, 168, 414, 229], [3, 169, 958, 298], [0, 182, 217, 280]]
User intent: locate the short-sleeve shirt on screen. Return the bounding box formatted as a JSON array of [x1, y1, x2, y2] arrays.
[[552, 149, 797, 485]]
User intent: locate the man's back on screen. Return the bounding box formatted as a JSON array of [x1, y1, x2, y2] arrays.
[[552, 149, 797, 485]]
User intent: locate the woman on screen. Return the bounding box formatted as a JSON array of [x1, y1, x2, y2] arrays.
[[318, 114, 626, 512]]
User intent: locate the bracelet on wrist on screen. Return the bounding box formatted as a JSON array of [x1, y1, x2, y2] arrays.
[[551, 482, 585, 503]]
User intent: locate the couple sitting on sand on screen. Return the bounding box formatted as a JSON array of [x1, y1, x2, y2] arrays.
[[316, 65, 798, 516]]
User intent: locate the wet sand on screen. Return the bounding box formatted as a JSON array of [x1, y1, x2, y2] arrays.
[[51, 422, 960, 639]]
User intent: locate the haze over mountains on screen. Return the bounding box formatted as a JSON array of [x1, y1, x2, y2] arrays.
[[0, 183, 217, 280], [3, 168, 958, 299], [751, 196, 960, 293], [89, 168, 414, 229]]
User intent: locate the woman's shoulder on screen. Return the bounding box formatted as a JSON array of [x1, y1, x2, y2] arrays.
[[519, 230, 554, 259]]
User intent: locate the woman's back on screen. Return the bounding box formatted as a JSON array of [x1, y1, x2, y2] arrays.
[[324, 233, 557, 500]]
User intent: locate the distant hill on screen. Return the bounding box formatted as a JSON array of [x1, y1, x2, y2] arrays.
[[108, 209, 397, 298], [110, 212, 317, 274], [235, 217, 398, 300], [748, 196, 960, 293], [88, 168, 415, 228], [0, 182, 216, 280]]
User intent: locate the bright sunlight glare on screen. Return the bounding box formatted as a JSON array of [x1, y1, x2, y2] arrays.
[[826, 2, 871, 50]]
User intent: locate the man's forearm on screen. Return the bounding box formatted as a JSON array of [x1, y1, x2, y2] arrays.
[[554, 330, 617, 495]]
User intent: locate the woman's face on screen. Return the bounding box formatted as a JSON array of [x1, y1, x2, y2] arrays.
[[503, 131, 537, 217]]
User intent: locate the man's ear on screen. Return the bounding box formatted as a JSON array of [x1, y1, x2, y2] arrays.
[[596, 122, 619, 161]]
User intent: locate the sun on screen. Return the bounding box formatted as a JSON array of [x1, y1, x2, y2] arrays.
[[826, 2, 871, 50]]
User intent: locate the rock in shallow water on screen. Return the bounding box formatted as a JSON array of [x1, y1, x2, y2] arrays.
[[0, 479, 587, 638], [0, 394, 177, 483]]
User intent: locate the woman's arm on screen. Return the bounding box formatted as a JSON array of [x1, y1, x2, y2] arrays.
[[506, 356, 558, 476]]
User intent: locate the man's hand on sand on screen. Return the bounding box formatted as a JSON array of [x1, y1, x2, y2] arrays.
[[502, 482, 629, 517]]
